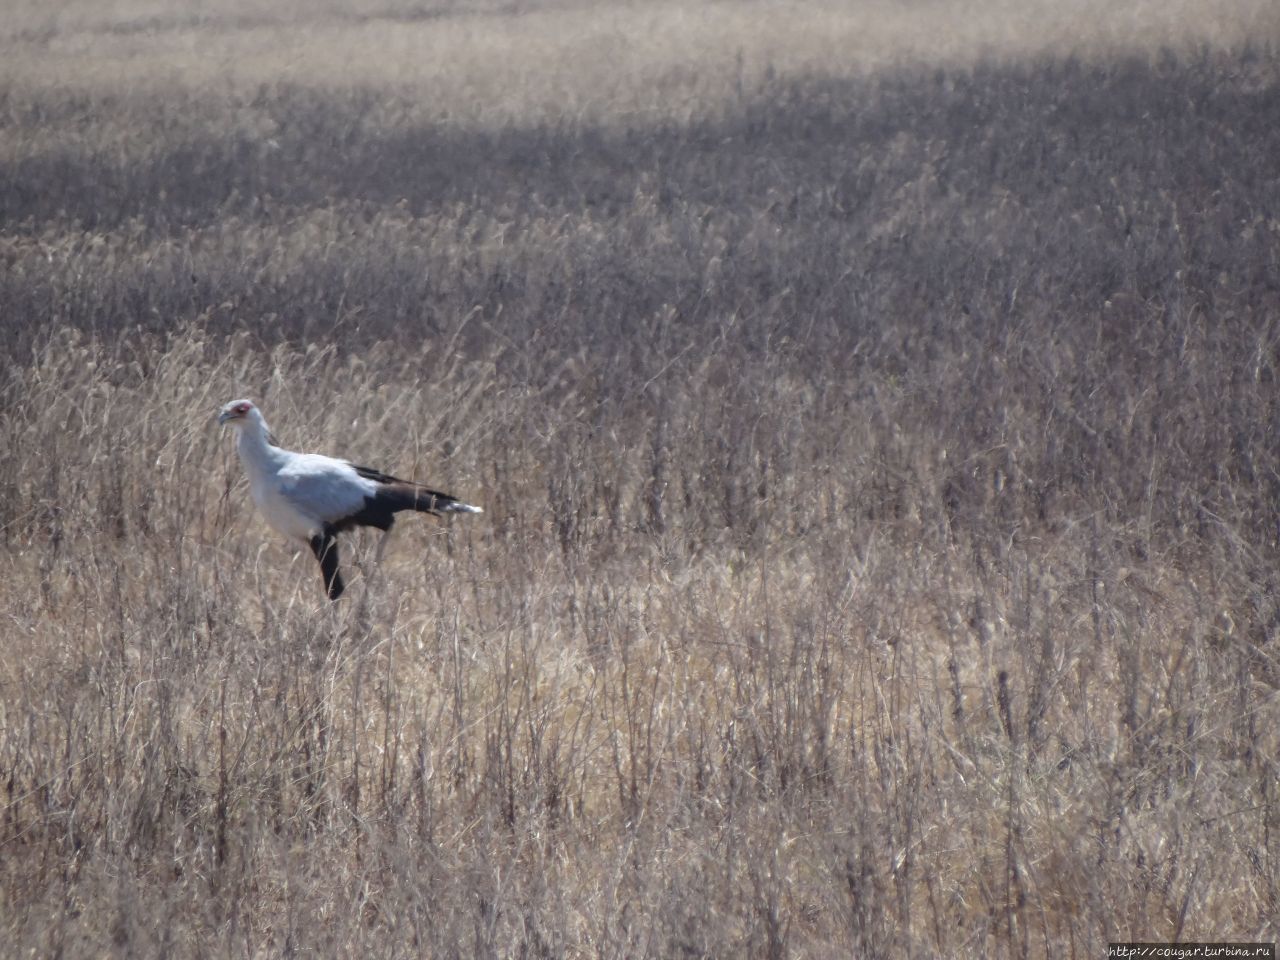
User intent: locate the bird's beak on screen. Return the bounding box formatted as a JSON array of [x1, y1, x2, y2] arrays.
[[217, 410, 235, 425]]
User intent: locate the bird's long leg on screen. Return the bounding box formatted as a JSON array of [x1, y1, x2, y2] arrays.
[[309, 530, 344, 601]]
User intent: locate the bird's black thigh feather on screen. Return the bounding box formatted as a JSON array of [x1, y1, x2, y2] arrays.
[[330, 496, 398, 533], [309, 529, 345, 600]]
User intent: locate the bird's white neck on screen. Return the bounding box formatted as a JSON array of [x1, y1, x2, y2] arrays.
[[236, 416, 285, 476]]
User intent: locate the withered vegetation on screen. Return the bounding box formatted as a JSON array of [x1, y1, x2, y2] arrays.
[[2, 1, 1280, 955]]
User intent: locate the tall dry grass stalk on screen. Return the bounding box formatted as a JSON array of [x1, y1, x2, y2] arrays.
[[2, 0, 1279, 955]]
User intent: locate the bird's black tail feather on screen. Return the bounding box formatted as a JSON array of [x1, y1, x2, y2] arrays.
[[375, 481, 482, 516], [351, 464, 483, 518]]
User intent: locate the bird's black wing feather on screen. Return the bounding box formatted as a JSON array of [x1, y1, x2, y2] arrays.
[[351, 463, 402, 485], [350, 463, 468, 515]]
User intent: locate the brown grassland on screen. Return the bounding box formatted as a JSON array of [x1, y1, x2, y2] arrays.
[[3, 0, 1280, 955]]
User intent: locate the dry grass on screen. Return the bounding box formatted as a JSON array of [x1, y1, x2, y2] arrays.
[[2, 1, 1280, 956]]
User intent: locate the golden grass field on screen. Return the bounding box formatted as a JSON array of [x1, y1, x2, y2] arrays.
[[3, 1, 1280, 956]]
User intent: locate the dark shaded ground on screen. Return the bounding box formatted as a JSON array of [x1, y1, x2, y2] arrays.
[[2, 43, 1280, 957], [4, 50, 1279, 545]]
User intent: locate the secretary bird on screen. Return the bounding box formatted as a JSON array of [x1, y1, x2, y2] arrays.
[[218, 399, 481, 600]]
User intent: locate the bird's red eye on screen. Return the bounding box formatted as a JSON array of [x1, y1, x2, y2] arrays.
[[237, 403, 251, 414]]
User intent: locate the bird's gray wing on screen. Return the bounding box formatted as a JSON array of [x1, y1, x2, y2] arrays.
[[276, 454, 374, 524]]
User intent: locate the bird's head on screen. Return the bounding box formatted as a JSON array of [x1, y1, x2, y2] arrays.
[[217, 398, 258, 428], [218, 399, 280, 447]]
